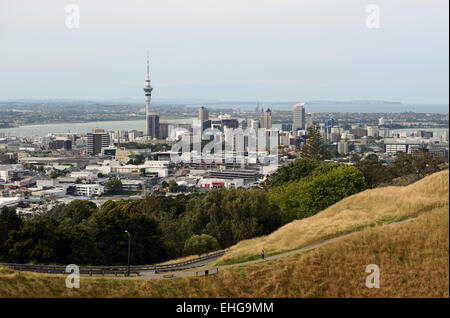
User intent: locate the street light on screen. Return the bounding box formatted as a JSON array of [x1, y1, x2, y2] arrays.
[[124, 230, 131, 277]]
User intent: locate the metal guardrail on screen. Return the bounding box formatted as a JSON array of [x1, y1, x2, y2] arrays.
[[0, 250, 227, 276]]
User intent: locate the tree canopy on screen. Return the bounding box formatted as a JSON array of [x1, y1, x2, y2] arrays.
[[300, 125, 327, 161]]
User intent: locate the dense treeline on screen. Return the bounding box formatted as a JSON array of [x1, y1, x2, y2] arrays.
[[270, 164, 366, 221], [0, 146, 446, 266], [0, 188, 282, 265]]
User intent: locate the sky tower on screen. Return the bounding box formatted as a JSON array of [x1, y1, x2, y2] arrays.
[[143, 53, 154, 137]]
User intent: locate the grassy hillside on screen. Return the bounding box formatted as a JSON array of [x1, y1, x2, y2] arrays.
[[218, 170, 449, 264], [0, 204, 447, 297], [0, 170, 448, 298]]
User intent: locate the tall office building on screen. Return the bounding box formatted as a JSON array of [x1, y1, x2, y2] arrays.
[[143, 54, 154, 137], [147, 114, 160, 140], [159, 120, 169, 140], [260, 109, 272, 129], [198, 106, 209, 122], [337, 140, 349, 154], [367, 126, 379, 138], [50, 137, 72, 151], [249, 119, 260, 131], [87, 129, 110, 155], [306, 113, 313, 130], [293, 103, 306, 131]]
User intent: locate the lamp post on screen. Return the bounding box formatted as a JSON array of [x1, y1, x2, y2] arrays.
[[125, 230, 131, 277]]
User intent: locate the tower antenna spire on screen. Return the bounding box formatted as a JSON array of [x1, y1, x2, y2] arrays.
[[146, 51, 150, 79]]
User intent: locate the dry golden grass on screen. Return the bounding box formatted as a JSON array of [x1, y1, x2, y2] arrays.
[[0, 204, 448, 297], [218, 170, 449, 264]]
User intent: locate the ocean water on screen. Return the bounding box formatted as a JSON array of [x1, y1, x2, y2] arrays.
[[0, 119, 186, 138]]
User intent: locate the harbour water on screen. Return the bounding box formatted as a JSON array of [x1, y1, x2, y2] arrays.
[[0, 119, 186, 137], [0, 120, 447, 138]]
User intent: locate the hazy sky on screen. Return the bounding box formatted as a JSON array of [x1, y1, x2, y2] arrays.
[[0, 0, 448, 103]]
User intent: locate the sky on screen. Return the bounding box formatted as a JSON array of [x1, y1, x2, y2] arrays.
[[0, 0, 448, 104]]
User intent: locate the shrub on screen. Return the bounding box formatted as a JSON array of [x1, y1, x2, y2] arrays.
[[183, 234, 220, 256]]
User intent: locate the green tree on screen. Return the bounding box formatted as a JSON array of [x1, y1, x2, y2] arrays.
[[411, 147, 445, 177], [182, 188, 282, 248], [0, 208, 23, 261], [350, 154, 361, 163], [46, 200, 98, 229], [183, 234, 220, 256], [356, 160, 395, 188], [4, 218, 68, 264], [366, 154, 379, 161], [300, 125, 326, 161], [127, 154, 146, 165], [66, 226, 104, 265], [94, 208, 166, 265], [169, 180, 179, 193], [264, 158, 319, 188], [269, 164, 366, 221], [49, 170, 59, 179], [391, 152, 414, 176], [105, 177, 123, 193]]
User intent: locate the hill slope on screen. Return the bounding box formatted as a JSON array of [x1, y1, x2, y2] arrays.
[[219, 170, 449, 264], [0, 204, 447, 297], [0, 170, 448, 297]]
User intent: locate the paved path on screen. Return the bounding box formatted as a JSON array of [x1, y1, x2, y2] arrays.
[[139, 214, 422, 280]]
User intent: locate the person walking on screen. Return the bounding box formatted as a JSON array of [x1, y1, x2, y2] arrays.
[[261, 249, 265, 260]]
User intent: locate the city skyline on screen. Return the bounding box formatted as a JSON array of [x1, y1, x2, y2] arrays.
[[0, 0, 448, 103], [0, 0, 448, 303]]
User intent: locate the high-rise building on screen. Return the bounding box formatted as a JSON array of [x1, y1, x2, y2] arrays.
[[260, 109, 272, 129], [249, 119, 259, 131], [198, 106, 209, 122], [378, 127, 390, 138], [198, 106, 210, 132], [306, 113, 313, 130], [87, 129, 110, 155], [50, 137, 72, 151], [337, 140, 349, 154], [143, 54, 154, 137], [293, 103, 306, 131], [147, 114, 160, 140], [367, 126, 379, 138], [159, 121, 169, 140]]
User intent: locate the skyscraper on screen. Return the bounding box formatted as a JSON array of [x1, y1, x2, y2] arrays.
[[306, 113, 313, 130], [249, 119, 260, 131], [337, 140, 349, 154], [260, 109, 272, 129], [159, 120, 169, 140], [147, 114, 160, 140], [87, 129, 110, 155], [293, 103, 306, 131], [143, 54, 154, 137], [198, 106, 209, 122]]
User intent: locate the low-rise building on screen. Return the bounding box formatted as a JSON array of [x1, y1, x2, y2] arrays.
[[75, 184, 104, 197]]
